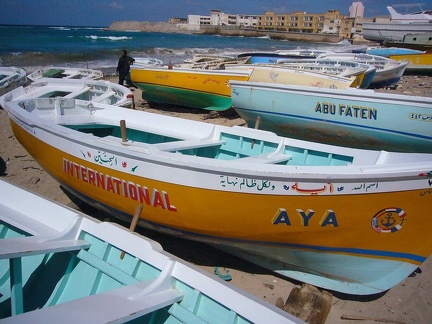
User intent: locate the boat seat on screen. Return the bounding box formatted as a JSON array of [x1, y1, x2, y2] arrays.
[[63, 86, 92, 98], [154, 139, 225, 152], [238, 153, 292, 164], [93, 90, 116, 102], [2, 279, 184, 323], [0, 235, 90, 259], [1, 260, 184, 323]]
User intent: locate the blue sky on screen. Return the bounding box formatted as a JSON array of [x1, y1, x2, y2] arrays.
[[0, 0, 430, 27]]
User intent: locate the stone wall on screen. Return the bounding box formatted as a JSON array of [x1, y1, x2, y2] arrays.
[[107, 21, 343, 43]]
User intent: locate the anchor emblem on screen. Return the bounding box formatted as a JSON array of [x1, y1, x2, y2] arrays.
[[380, 212, 396, 228], [372, 208, 406, 233]]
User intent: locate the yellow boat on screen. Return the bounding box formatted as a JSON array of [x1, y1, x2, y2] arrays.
[[4, 97, 432, 295], [389, 53, 432, 74]]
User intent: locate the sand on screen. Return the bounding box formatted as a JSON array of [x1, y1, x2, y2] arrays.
[[1, 74, 431, 323]]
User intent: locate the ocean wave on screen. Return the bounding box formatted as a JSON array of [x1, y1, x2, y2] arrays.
[[84, 35, 132, 41], [50, 26, 72, 31]]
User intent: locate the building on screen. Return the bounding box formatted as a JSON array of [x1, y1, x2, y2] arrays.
[[349, 2, 365, 18], [188, 8, 360, 39]]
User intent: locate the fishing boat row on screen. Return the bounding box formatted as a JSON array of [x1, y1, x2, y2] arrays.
[[0, 179, 299, 322], [130, 63, 360, 111], [3, 96, 432, 296]]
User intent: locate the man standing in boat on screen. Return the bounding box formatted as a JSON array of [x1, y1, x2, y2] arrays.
[[117, 49, 135, 86]]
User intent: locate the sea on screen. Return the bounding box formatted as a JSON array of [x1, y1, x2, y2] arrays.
[[0, 24, 366, 75]]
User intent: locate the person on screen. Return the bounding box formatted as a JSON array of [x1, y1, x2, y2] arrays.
[[116, 50, 135, 86]]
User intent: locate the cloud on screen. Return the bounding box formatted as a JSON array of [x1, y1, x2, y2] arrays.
[[108, 1, 123, 10]]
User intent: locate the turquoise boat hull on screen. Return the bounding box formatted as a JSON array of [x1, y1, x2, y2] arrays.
[[231, 81, 432, 153]]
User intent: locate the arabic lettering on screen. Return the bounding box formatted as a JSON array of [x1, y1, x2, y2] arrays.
[[291, 182, 334, 195], [94, 151, 117, 166], [352, 182, 379, 192], [220, 176, 275, 191]]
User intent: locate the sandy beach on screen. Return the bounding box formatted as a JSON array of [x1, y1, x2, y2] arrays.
[[1, 74, 431, 323]]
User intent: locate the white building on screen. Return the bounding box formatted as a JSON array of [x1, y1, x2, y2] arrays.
[[349, 2, 364, 18]]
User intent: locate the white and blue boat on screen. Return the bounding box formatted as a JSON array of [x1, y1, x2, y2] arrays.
[[0, 179, 300, 323], [230, 81, 432, 153], [275, 58, 377, 89], [317, 52, 408, 88]]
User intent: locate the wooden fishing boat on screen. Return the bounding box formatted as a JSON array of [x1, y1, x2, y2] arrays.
[[388, 53, 432, 74], [0, 180, 298, 322], [130, 64, 357, 111], [0, 67, 28, 96], [274, 58, 376, 88], [317, 52, 408, 88], [130, 65, 251, 110], [27, 66, 104, 82], [230, 80, 432, 153], [0, 78, 134, 109], [3, 97, 432, 295]]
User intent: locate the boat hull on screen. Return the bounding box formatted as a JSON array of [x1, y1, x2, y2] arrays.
[[5, 99, 432, 295], [362, 23, 432, 43], [130, 66, 250, 111], [230, 82, 432, 153], [389, 53, 432, 73]]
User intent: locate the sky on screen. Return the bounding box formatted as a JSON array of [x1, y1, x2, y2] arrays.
[[0, 0, 431, 27]]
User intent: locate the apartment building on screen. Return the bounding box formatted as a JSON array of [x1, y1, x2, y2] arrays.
[[187, 8, 357, 39]]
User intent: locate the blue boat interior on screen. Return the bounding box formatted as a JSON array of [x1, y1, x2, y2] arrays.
[[0, 220, 253, 323], [65, 123, 354, 166]]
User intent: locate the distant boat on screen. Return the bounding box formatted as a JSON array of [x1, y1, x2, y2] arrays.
[[230, 80, 432, 153], [4, 97, 432, 295], [0, 78, 134, 109], [362, 5, 432, 43], [317, 52, 408, 88], [0, 180, 298, 322], [0, 67, 28, 96], [27, 66, 104, 82], [130, 64, 357, 111]]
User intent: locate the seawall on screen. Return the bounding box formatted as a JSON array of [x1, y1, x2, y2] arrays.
[[107, 21, 345, 43]]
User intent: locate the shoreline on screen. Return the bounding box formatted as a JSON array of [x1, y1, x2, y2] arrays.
[[1, 75, 431, 323]]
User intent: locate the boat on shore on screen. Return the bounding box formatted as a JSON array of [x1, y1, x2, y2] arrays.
[[130, 64, 357, 111], [0, 78, 134, 109], [275, 58, 376, 88], [316, 52, 408, 88], [230, 80, 432, 153], [362, 5, 432, 43], [0, 179, 298, 322], [0, 67, 28, 97], [3, 97, 432, 295], [27, 66, 104, 82], [388, 52, 432, 74]]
